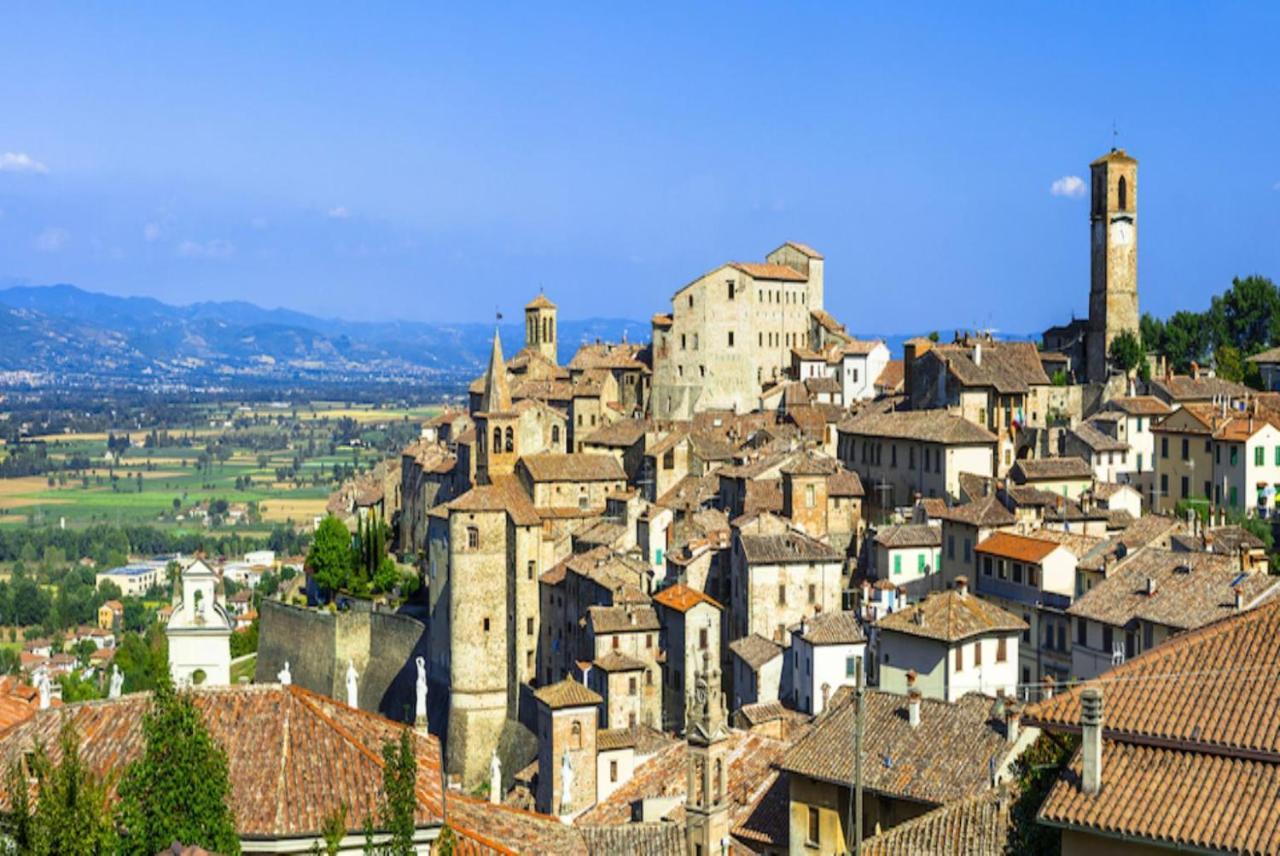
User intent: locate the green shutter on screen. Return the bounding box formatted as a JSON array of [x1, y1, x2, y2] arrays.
[[918, 554, 925, 573], [1256, 447, 1264, 466], [1274, 446, 1279, 466], [894, 555, 902, 576]]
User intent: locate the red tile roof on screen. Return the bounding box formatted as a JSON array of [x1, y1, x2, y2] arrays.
[[652, 583, 722, 614]]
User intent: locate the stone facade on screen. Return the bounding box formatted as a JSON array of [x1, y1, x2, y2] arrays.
[[1087, 150, 1140, 384], [651, 242, 825, 419]]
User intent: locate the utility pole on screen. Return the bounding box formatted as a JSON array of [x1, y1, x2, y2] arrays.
[[847, 657, 865, 854]]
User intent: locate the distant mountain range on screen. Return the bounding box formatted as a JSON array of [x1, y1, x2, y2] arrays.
[[0, 284, 649, 392], [0, 284, 1034, 394]]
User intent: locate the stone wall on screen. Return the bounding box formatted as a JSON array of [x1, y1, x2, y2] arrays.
[[255, 599, 429, 724]]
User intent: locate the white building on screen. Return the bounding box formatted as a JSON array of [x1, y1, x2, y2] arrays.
[[787, 612, 867, 715], [874, 578, 1024, 702], [165, 559, 233, 687], [95, 559, 169, 597], [838, 340, 891, 403]]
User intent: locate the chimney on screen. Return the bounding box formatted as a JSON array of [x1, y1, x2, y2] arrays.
[[955, 575, 969, 597], [1234, 585, 1245, 611], [1145, 577, 1157, 596], [973, 343, 982, 367], [1190, 361, 1200, 380], [1041, 675, 1055, 701], [1005, 701, 1021, 744], [1081, 688, 1104, 796], [907, 689, 921, 728], [913, 607, 925, 627], [906, 669, 918, 691]]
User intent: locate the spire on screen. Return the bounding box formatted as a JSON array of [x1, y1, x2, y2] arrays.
[[482, 327, 512, 413], [687, 635, 727, 744]]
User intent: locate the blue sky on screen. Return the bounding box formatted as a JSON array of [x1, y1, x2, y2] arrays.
[[1, 3, 1277, 333]]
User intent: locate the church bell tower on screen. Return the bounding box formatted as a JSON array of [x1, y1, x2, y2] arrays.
[[525, 293, 558, 365], [685, 644, 730, 856], [1086, 148, 1139, 384]]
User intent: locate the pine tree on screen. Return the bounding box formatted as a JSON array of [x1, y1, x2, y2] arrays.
[[114, 674, 241, 855]]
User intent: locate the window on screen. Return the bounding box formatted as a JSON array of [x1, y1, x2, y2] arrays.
[[1256, 447, 1265, 466], [1275, 446, 1280, 466], [1161, 437, 1168, 458], [964, 539, 972, 563], [808, 583, 816, 604], [1180, 476, 1189, 499], [727, 280, 735, 300], [610, 760, 618, 782], [629, 676, 637, 695], [1230, 485, 1239, 507], [893, 555, 902, 576], [805, 483, 815, 508], [778, 585, 787, 605], [1118, 175, 1128, 210], [947, 535, 955, 559], [1160, 473, 1169, 497], [954, 646, 963, 671], [1102, 626, 1113, 653], [646, 634, 653, 649], [1231, 446, 1239, 467], [807, 807, 820, 846], [996, 637, 1007, 662], [492, 427, 501, 452], [663, 449, 675, 470], [527, 617, 534, 636], [1181, 438, 1189, 461], [467, 527, 479, 549], [1077, 618, 1087, 646], [612, 635, 620, 650], [846, 656, 856, 677], [527, 560, 535, 580], [504, 427, 513, 452], [699, 627, 708, 650], [982, 556, 993, 576], [1012, 562, 1023, 584], [974, 641, 982, 666], [1022, 615, 1031, 643], [483, 617, 491, 632], [917, 554, 926, 574], [571, 721, 582, 748]]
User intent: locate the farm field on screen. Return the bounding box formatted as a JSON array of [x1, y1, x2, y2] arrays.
[[0, 400, 438, 532]]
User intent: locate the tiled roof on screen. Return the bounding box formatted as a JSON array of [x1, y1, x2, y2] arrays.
[[782, 241, 823, 259], [873, 524, 942, 549], [0, 685, 443, 838], [1070, 421, 1128, 452], [578, 824, 684, 855], [532, 678, 602, 710], [447, 476, 540, 526], [874, 359, 905, 392], [575, 729, 797, 829], [837, 410, 997, 446], [936, 494, 1015, 528], [738, 530, 842, 564], [587, 605, 660, 634], [858, 788, 1014, 856], [446, 792, 588, 855], [876, 589, 1026, 643], [525, 293, 556, 310], [519, 453, 625, 483], [568, 342, 649, 373], [729, 262, 807, 282], [1009, 456, 1093, 481], [827, 468, 865, 497], [1067, 547, 1279, 630], [974, 531, 1062, 563], [652, 583, 723, 614], [782, 690, 1012, 804], [932, 341, 1050, 394], [1025, 600, 1280, 854], [593, 651, 648, 672], [729, 633, 784, 670], [581, 418, 649, 448], [780, 451, 840, 477], [1107, 395, 1173, 416], [731, 770, 790, 850], [795, 611, 865, 645], [1149, 374, 1252, 402]]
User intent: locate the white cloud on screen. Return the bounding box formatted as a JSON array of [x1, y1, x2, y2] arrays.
[[1050, 175, 1086, 198], [176, 238, 235, 259], [327, 206, 350, 219], [34, 227, 69, 252], [0, 152, 48, 174], [143, 222, 162, 242]]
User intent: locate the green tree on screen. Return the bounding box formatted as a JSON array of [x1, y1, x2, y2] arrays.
[[1215, 344, 1245, 383], [308, 516, 353, 597], [0, 717, 117, 856], [1108, 329, 1143, 374], [115, 674, 241, 855], [379, 729, 418, 856], [1006, 731, 1078, 855]]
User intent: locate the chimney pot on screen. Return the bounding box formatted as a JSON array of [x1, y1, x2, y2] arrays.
[[1081, 688, 1104, 796], [1145, 577, 1157, 596], [906, 669, 918, 688], [955, 575, 969, 597], [907, 689, 921, 728], [1041, 675, 1055, 701], [1005, 702, 1021, 744], [1234, 585, 1245, 611]]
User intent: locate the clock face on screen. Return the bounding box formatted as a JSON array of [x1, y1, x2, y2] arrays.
[[1111, 220, 1133, 247]]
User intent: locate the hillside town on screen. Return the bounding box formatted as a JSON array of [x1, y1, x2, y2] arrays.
[[1, 148, 1278, 856]]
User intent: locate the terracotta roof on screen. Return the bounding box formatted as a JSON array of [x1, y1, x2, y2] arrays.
[[1070, 421, 1128, 452], [858, 788, 1015, 856], [588, 605, 660, 634], [652, 583, 722, 614], [1148, 374, 1252, 403], [876, 589, 1026, 643], [874, 359, 905, 392], [445, 792, 589, 855], [779, 451, 840, 477], [1067, 548, 1279, 630], [974, 531, 1063, 563], [731, 770, 790, 850], [593, 651, 648, 672], [729, 262, 807, 282], [738, 530, 842, 564], [837, 410, 997, 445], [936, 494, 1015, 528], [729, 633, 785, 670], [1009, 456, 1093, 482], [519, 453, 625, 483], [1025, 598, 1280, 854], [0, 685, 443, 838], [581, 418, 649, 448], [794, 611, 866, 645], [873, 523, 942, 549], [1090, 147, 1136, 165], [781, 241, 823, 259], [532, 678, 602, 710], [448, 476, 540, 526], [782, 690, 1012, 804], [651, 313, 673, 328], [1107, 395, 1173, 417], [930, 341, 1050, 394], [826, 468, 865, 497]]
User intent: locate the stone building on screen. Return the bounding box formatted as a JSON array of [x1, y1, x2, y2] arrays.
[[582, 604, 662, 730], [532, 678, 601, 817], [651, 582, 723, 734], [650, 242, 827, 419]]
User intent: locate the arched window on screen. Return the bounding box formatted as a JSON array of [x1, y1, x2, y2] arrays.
[[571, 721, 582, 749], [1118, 176, 1128, 211], [504, 427, 514, 452], [549, 318, 554, 342], [551, 425, 561, 446], [492, 428, 501, 452]]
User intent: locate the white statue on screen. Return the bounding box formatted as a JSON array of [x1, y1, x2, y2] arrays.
[[489, 751, 502, 805], [414, 656, 427, 724], [108, 664, 124, 699], [35, 669, 51, 711], [559, 748, 574, 815], [345, 659, 359, 707], [278, 660, 292, 686]]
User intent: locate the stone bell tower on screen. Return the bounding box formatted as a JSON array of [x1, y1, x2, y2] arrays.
[[685, 643, 730, 856], [1086, 148, 1139, 384], [525, 293, 558, 365]]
